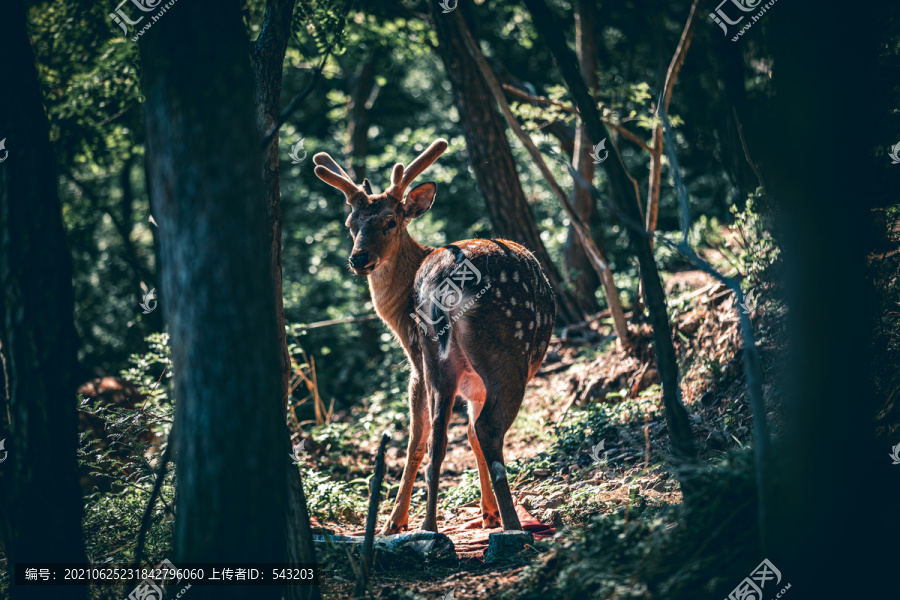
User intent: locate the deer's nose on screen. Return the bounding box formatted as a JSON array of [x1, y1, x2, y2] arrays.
[[349, 253, 372, 269]]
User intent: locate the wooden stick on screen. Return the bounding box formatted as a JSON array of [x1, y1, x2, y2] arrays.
[[355, 432, 390, 597]]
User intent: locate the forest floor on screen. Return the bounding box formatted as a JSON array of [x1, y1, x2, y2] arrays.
[[303, 266, 790, 600]]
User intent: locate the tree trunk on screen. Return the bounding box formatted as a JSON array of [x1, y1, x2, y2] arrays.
[[345, 53, 378, 184], [342, 52, 386, 369], [430, 4, 585, 325], [563, 0, 601, 315], [523, 0, 696, 459], [139, 2, 287, 598], [0, 1, 88, 597], [252, 0, 294, 412], [716, 39, 759, 198], [637, 0, 702, 318], [764, 1, 888, 593], [566, 0, 629, 336], [250, 4, 322, 599]]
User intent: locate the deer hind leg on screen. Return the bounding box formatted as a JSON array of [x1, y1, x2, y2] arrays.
[[382, 373, 430, 535], [420, 361, 461, 532], [466, 399, 501, 528], [475, 380, 526, 531]]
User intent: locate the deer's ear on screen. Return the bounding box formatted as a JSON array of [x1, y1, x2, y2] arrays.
[[403, 182, 435, 220]]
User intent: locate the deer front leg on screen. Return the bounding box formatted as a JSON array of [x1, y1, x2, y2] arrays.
[[381, 374, 429, 535], [467, 400, 501, 528]]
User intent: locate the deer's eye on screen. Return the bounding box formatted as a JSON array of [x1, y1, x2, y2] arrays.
[[384, 219, 397, 231]]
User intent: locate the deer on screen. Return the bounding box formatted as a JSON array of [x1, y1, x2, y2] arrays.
[[312, 138, 556, 535]]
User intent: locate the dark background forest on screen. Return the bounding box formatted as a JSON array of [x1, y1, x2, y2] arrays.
[[1, 0, 899, 598]]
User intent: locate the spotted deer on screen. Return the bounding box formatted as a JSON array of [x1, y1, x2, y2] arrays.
[[313, 139, 556, 534]]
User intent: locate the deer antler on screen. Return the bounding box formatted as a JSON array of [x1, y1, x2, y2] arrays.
[[313, 152, 364, 202], [386, 139, 449, 199]]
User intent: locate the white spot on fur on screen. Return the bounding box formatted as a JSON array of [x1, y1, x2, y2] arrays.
[[536, 312, 541, 326], [500, 271, 508, 283], [529, 321, 534, 330], [516, 321, 522, 329], [505, 309, 512, 317], [511, 297, 517, 306], [515, 330, 524, 339], [491, 462, 507, 481], [523, 282, 529, 291], [495, 288, 502, 298], [513, 271, 520, 282], [525, 342, 530, 351]]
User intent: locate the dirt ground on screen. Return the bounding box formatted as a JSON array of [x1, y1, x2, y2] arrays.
[[308, 269, 781, 599]]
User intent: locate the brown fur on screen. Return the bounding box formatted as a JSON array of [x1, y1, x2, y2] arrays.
[[313, 139, 556, 533]]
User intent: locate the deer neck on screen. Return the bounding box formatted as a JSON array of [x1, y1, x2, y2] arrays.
[[368, 230, 430, 346]]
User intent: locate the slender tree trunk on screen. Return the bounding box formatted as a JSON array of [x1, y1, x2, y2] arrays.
[[563, 0, 602, 315], [430, 3, 585, 324], [343, 52, 386, 368], [566, 0, 628, 335], [637, 0, 702, 318], [139, 2, 287, 599], [0, 2, 88, 597], [523, 0, 696, 459], [345, 53, 378, 184], [250, 3, 321, 599], [716, 39, 758, 198], [646, 0, 702, 242]]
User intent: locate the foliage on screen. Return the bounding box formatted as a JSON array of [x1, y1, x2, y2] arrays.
[[301, 468, 369, 523], [515, 450, 762, 600], [77, 334, 176, 569]]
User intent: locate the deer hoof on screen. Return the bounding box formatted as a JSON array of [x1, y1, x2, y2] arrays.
[[381, 521, 408, 536]]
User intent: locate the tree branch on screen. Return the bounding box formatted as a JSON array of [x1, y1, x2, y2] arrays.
[[502, 83, 653, 152]]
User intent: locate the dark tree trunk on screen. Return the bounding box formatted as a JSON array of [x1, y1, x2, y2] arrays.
[[764, 1, 891, 594], [251, 0, 294, 412], [430, 4, 585, 324], [523, 0, 696, 459], [139, 2, 287, 598], [0, 1, 88, 597], [250, 3, 321, 599], [562, 0, 601, 314], [715, 39, 758, 199]]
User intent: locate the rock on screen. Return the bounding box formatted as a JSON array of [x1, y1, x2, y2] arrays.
[[539, 508, 563, 528], [314, 531, 457, 569], [531, 493, 563, 510], [484, 530, 534, 562], [532, 468, 551, 478], [376, 531, 456, 564]]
